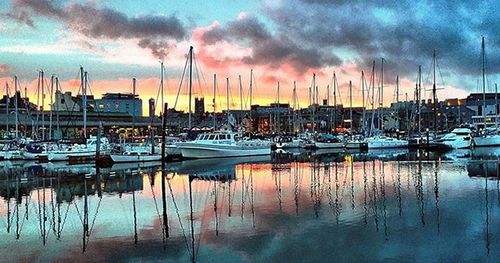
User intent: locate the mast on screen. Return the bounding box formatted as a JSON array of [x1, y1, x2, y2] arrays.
[[482, 37, 486, 130], [369, 60, 376, 137], [418, 65, 422, 134], [41, 70, 45, 141], [293, 81, 297, 132], [188, 46, 193, 129], [277, 81, 280, 133], [361, 71, 366, 133], [312, 73, 316, 133], [349, 80, 353, 130], [432, 50, 438, 134], [495, 83, 498, 131], [249, 69, 253, 130], [55, 77, 60, 138], [49, 75, 54, 140], [226, 78, 230, 128], [213, 74, 217, 130], [379, 58, 384, 132], [239, 75, 243, 125], [5, 82, 9, 136], [14, 76, 19, 138], [132, 78, 136, 135], [333, 72, 337, 133], [160, 62, 164, 116]]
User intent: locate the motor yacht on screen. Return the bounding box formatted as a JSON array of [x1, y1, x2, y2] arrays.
[[178, 131, 271, 159]]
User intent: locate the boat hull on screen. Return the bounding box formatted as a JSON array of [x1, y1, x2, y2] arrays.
[[366, 137, 408, 149], [110, 154, 162, 163], [473, 135, 500, 147], [314, 142, 344, 149], [179, 144, 271, 159]]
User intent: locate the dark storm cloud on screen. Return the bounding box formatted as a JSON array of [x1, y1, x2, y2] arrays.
[[201, 14, 342, 73], [262, 0, 500, 88], [5, 0, 186, 59]]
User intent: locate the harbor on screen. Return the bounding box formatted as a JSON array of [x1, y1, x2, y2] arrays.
[[2, 0, 500, 262], [1, 149, 500, 261]]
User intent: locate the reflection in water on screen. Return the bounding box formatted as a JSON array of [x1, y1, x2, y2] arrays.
[[1, 152, 500, 261]]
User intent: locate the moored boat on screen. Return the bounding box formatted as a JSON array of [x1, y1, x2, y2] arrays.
[[178, 131, 271, 159]]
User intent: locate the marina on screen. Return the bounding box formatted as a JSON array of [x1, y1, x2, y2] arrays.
[[2, 0, 500, 262], [1, 149, 500, 261]]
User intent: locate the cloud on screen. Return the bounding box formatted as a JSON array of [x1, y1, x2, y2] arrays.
[[6, 0, 187, 60], [199, 14, 342, 74], [262, 0, 500, 90]]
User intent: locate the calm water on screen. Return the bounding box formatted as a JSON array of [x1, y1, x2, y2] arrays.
[[1, 149, 500, 262]]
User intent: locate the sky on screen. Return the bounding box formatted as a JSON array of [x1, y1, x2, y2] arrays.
[[0, 0, 499, 115]]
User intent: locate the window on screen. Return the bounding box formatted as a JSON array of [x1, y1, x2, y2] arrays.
[[61, 98, 65, 104], [99, 103, 105, 109], [115, 102, 120, 110], [208, 135, 216, 140]]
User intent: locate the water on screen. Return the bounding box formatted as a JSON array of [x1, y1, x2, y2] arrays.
[[1, 149, 500, 262]]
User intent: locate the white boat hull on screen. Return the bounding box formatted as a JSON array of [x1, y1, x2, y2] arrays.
[[314, 142, 344, 149], [366, 137, 408, 149], [473, 135, 500, 147], [111, 154, 162, 163], [180, 144, 270, 159], [0, 150, 24, 160]]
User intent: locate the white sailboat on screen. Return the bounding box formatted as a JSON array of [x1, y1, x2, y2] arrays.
[[365, 59, 408, 149], [473, 37, 500, 147], [110, 70, 164, 163]]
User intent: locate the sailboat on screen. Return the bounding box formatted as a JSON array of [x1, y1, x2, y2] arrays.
[[473, 37, 500, 147], [110, 76, 162, 163], [365, 59, 408, 149], [0, 77, 24, 160]]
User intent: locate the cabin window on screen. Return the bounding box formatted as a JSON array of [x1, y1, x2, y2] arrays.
[[220, 134, 227, 140], [214, 134, 220, 140], [209, 135, 216, 140]]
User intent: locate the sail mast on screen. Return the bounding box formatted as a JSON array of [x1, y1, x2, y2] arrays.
[[349, 80, 353, 130], [432, 50, 438, 135], [49, 75, 54, 140], [482, 37, 486, 130], [333, 72, 337, 133], [14, 76, 18, 138], [239, 75, 243, 125], [380, 58, 384, 132], [41, 70, 45, 141], [132, 78, 136, 135], [277, 81, 280, 133], [312, 73, 316, 133], [249, 69, 253, 129], [188, 46, 193, 129], [226, 78, 230, 128], [213, 74, 217, 130], [495, 83, 498, 131], [5, 82, 9, 136]]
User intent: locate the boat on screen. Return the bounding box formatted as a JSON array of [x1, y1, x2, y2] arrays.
[[47, 136, 111, 161], [312, 134, 344, 149], [0, 141, 23, 160], [472, 38, 500, 147], [435, 127, 472, 149], [366, 135, 408, 149], [345, 135, 368, 150], [178, 131, 271, 159], [110, 144, 162, 163], [274, 135, 309, 149]]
